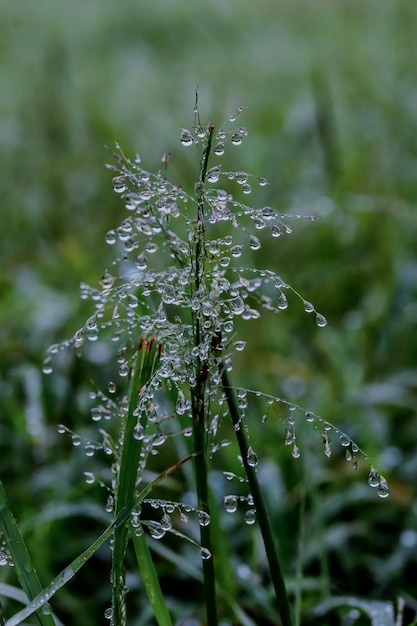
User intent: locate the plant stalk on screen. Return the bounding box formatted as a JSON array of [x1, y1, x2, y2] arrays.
[[220, 366, 294, 626], [190, 123, 219, 626]]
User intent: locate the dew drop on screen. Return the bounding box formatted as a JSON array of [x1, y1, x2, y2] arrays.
[[303, 301, 315, 313], [242, 183, 252, 195], [377, 477, 390, 498], [42, 359, 53, 375], [244, 509, 256, 525], [148, 522, 165, 540], [229, 296, 245, 315], [231, 132, 243, 145], [180, 128, 194, 147], [277, 292, 288, 310], [224, 495, 238, 513], [316, 313, 328, 328], [214, 142, 225, 156], [258, 177, 268, 186], [292, 445, 301, 459], [339, 433, 351, 447], [105, 230, 117, 245], [231, 245, 243, 258], [206, 166, 221, 183], [246, 446, 258, 467], [271, 225, 281, 238], [368, 467, 380, 488], [84, 472, 95, 484], [104, 607, 113, 620], [198, 511, 211, 527], [249, 235, 261, 250], [201, 547, 212, 560]]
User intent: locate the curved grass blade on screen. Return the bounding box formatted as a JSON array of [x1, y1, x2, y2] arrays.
[[4, 454, 196, 626], [0, 480, 56, 626]]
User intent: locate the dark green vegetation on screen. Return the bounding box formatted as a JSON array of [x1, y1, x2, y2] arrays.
[[1, 1, 417, 624]]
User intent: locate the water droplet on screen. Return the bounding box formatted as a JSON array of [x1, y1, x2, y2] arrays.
[[180, 128, 194, 147], [368, 467, 380, 488], [112, 176, 127, 194], [322, 435, 332, 457], [271, 225, 281, 238], [303, 301, 315, 313], [84, 442, 95, 457], [249, 235, 261, 250], [377, 477, 390, 498], [214, 142, 225, 156], [246, 446, 258, 467], [229, 296, 245, 315], [339, 433, 351, 447], [206, 166, 221, 183], [198, 511, 211, 527], [258, 177, 268, 186], [277, 293, 288, 310], [316, 313, 328, 327], [148, 522, 165, 540], [104, 607, 113, 620], [84, 472, 95, 484], [42, 359, 53, 375], [224, 495, 238, 513], [234, 340, 246, 352], [201, 547, 212, 560], [105, 230, 117, 245], [231, 245, 243, 258], [242, 183, 252, 195], [292, 445, 301, 459], [244, 509, 256, 525], [231, 132, 243, 145]]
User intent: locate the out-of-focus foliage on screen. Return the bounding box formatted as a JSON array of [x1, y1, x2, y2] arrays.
[[1, 1, 417, 624]]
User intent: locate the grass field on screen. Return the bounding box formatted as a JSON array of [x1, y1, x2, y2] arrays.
[[1, 2, 417, 624]]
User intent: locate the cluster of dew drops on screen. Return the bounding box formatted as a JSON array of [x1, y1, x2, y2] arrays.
[[42, 101, 389, 541]]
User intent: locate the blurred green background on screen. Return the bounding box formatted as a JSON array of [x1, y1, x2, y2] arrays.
[[1, 1, 417, 624]]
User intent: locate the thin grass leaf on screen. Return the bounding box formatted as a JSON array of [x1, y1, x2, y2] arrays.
[[4, 454, 195, 626], [131, 527, 173, 626], [0, 480, 56, 626], [111, 336, 162, 626]]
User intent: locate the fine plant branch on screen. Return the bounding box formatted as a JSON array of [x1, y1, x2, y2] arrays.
[[111, 337, 163, 626], [220, 366, 294, 626]]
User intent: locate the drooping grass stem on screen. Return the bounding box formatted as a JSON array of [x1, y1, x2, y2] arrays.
[[220, 366, 294, 626]]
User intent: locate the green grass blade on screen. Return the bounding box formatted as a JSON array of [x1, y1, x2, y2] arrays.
[[0, 480, 56, 626], [4, 454, 194, 626], [111, 337, 162, 625], [131, 527, 173, 626]]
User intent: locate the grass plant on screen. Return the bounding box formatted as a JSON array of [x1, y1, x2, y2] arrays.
[[1, 97, 392, 626]]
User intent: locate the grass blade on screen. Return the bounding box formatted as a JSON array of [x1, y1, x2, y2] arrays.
[[131, 528, 173, 626], [0, 480, 56, 626], [4, 454, 195, 626], [111, 337, 162, 625]]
